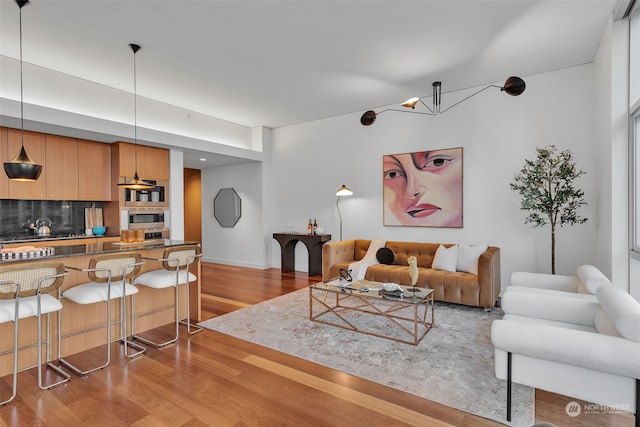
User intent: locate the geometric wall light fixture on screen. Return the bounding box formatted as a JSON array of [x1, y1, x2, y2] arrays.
[[360, 76, 526, 126]]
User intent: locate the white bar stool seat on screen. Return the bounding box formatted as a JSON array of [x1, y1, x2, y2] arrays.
[[0, 261, 70, 406], [134, 268, 196, 288], [63, 280, 138, 303], [0, 293, 62, 321]]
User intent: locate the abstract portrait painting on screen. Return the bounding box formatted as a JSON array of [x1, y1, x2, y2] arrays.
[[383, 147, 463, 227]]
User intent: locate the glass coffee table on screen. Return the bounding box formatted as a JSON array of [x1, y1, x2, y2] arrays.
[[309, 279, 434, 345]]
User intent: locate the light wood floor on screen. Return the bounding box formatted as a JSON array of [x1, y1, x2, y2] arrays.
[[0, 263, 635, 426]]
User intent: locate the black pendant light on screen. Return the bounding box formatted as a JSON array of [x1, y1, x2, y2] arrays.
[[4, 0, 43, 181], [118, 43, 155, 190]]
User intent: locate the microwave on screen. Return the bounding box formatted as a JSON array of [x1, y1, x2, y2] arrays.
[[129, 211, 164, 227], [123, 208, 170, 238]]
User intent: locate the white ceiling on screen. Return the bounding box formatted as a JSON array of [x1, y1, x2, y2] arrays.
[[0, 0, 621, 167]]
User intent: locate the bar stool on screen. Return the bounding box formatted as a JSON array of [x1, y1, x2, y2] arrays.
[[0, 261, 70, 406], [58, 252, 146, 376], [132, 245, 202, 347]]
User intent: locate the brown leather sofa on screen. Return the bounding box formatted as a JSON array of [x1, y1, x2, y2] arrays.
[[322, 239, 501, 309]]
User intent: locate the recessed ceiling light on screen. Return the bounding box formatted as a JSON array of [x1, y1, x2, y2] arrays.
[[199, 158, 207, 161]]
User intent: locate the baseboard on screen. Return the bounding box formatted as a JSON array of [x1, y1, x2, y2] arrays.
[[201, 256, 271, 270]]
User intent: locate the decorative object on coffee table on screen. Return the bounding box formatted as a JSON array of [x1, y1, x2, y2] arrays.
[[510, 145, 588, 274], [407, 255, 420, 295]]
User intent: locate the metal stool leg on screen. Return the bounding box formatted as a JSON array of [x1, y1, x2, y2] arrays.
[[120, 292, 145, 358], [0, 308, 19, 406], [58, 297, 112, 375], [179, 281, 202, 335], [132, 283, 179, 348], [38, 311, 70, 389]]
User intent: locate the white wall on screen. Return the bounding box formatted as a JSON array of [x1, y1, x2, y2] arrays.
[[628, 6, 640, 300], [201, 161, 267, 268], [269, 65, 599, 288], [593, 16, 614, 279]]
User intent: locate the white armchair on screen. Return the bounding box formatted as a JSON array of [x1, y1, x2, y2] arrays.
[[509, 264, 611, 295], [491, 284, 640, 425]]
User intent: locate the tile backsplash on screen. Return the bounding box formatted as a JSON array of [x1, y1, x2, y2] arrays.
[[0, 200, 104, 237]]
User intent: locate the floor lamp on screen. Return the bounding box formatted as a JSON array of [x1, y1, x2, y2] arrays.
[[336, 185, 353, 241]]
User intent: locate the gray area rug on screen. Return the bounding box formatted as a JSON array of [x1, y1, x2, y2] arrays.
[[199, 288, 534, 426]]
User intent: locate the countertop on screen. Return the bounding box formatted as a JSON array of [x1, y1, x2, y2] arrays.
[[0, 234, 121, 244], [0, 239, 199, 264]]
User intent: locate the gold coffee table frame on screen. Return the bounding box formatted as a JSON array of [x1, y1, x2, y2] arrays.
[[309, 280, 434, 345]]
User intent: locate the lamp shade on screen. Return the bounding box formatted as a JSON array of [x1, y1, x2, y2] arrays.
[[118, 171, 155, 190], [336, 185, 353, 196], [4, 146, 43, 181], [502, 76, 526, 96], [360, 110, 377, 126], [401, 97, 420, 109]]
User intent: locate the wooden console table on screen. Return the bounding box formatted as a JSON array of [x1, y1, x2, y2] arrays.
[[273, 233, 331, 276]]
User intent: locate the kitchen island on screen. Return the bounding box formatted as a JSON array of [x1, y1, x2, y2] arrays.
[[0, 239, 201, 376]]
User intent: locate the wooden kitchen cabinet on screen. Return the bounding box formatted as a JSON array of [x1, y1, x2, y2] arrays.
[[0, 128, 8, 198], [45, 134, 79, 200], [7, 128, 47, 200], [143, 145, 170, 180], [116, 141, 169, 181], [78, 139, 111, 200], [2, 127, 114, 202], [117, 141, 137, 179]]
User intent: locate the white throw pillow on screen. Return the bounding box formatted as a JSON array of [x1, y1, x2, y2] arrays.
[[596, 285, 640, 342], [431, 245, 458, 272], [456, 243, 488, 275], [575, 264, 612, 294]]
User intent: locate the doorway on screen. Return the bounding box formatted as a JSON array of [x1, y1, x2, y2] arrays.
[[183, 168, 202, 242]]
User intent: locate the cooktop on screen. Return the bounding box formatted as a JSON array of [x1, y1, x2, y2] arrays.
[[0, 233, 91, 243]]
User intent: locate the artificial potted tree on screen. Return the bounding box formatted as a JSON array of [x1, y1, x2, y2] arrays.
[[510, 145, 588, 274]]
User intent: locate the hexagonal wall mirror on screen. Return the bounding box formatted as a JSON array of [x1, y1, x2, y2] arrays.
[[214, 188, 241, 227]]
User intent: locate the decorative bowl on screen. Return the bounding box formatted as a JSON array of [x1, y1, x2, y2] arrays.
[[92, 226, 106, 236]]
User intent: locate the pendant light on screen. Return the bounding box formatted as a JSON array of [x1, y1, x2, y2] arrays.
[[4, 0, 43, 181], [118, 43, 154, 190]]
